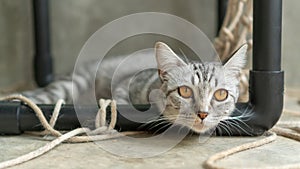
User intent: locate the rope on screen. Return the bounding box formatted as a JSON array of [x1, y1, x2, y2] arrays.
[[204, 128, 300, 169], [215, 0, 253, 60], [214, 0, 253, 101], [203, 132, 277, 169], [0, 94, 141, 168], [0, 128, 89, 169], [203, 109, 300, 169], [271, 127, 300, 142], [1, 96, 300, 169]]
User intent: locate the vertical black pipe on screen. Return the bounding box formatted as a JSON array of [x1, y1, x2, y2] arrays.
[[253, 0, 282, 71], [249, 0, 284, 134], [33, 0, 53, 87], [217, 0, 228, 33]]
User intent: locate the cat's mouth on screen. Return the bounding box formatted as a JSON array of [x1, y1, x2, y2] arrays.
[[191, 118, 205, 133]]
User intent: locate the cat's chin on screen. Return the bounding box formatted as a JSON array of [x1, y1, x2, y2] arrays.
[[191, 123, 205, 133], [191, 121, 214, 134]]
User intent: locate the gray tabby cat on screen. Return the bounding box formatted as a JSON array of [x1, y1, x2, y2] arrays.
[[21, 42, 247, 133]]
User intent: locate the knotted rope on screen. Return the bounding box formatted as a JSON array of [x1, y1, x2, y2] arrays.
[[0, 94, 141, 168]]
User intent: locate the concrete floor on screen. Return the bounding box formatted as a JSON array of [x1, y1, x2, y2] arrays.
[[1, 93, 300, 169]]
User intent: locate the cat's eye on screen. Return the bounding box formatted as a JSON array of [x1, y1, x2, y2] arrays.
[[178, 86, 193, 98], [214, 89, 228, 101]]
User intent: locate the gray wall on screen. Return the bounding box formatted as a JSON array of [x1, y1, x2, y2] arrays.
[[0, 0, 217, 90], [282, 0, 300, 88], [0, 0, 299, 90], [50, 0, 217, 74], [0, 0, 33, 89]]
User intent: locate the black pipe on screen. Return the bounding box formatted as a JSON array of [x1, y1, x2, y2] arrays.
[[0, 0, 284, 136], [219, 0, 284, 135], [217, 0, 228, 33], [253, 0, 282, 71], [0, 102, 159, 134], [33, 0, 53, 87], [247, 0, 284, 134]]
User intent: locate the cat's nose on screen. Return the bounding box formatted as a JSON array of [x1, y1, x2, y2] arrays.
[[197, 111, 208, 120]]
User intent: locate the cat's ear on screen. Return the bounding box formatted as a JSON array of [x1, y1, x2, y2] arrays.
[[223, 44, 248, 74], [155, 42, 187, 78]]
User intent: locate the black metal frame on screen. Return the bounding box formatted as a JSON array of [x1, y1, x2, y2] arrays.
[[33, 0, 53, 87], [0, 0, 284, 136], [217, 0, 228, 33]]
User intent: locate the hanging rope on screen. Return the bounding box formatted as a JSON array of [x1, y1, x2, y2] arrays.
[[214, 0, 253, 102], [0, 94, 141, 168], [215, 0, 253, 60]]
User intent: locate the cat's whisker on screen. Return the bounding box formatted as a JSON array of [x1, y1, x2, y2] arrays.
[[138, 118, 169, 130], [218, 122, 233, 136], [219, 126, 232, 136], [223, 122, 234, 136], [223, 120, 252, 135], [221, 121, 241, 135], [223, 124, 238, 136], [148, 120, 172, 131], [231, 106, 255, 121], [152, 123, 172, 135], [219, 121, 231, 133], [226, 112, 253, 131], [139, 117, 169, 128], [216, 126, 223, 136], [233, 121, 252, 135], [231, 117, 252, 128]]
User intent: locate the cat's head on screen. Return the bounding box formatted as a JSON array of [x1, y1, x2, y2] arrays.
[[155, 42, 247, 133]]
